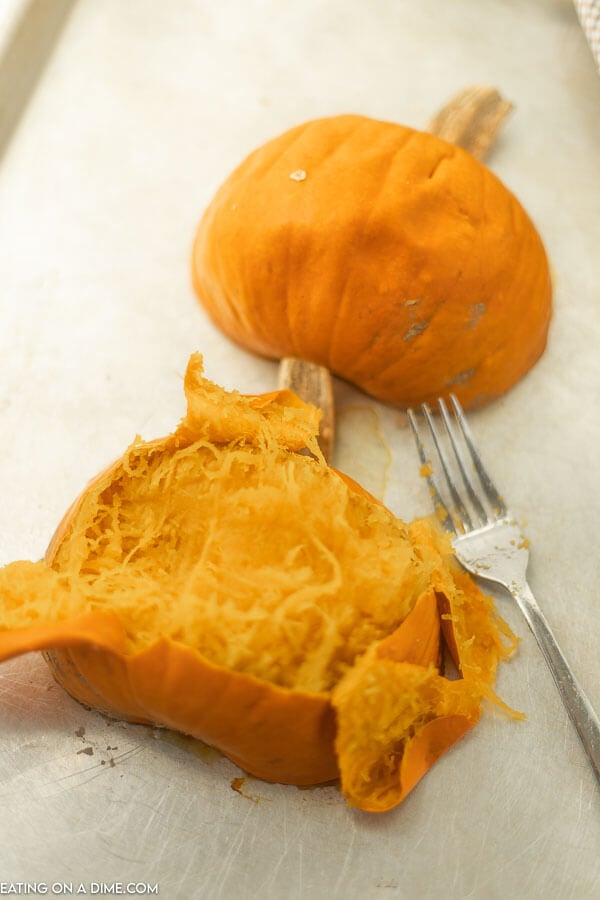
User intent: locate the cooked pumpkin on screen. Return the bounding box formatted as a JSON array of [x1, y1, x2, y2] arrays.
[[0, 354, 518, 809], [192, 114, 552, 409]]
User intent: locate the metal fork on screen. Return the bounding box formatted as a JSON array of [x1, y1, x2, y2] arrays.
[[408, 395, 600, 786]]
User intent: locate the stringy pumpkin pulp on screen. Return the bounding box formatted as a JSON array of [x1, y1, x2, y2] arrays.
[[0, 354, 518, 810]]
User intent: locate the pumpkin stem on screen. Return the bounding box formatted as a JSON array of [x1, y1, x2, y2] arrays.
[[278, 357, 335, 461], [427, 85, 513, 161]]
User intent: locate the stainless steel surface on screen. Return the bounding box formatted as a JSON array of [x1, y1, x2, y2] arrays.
[[1, 0, 599, 897], [409, 397, 600, 787], [0, 0, 76, 161]]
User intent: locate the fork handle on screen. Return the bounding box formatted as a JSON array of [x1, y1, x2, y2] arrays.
[[514, 581, 600, 786]]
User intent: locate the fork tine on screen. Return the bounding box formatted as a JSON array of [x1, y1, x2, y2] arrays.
[[438, 398, 489, 526], [407, 408, 455, 535], [449, 394, 508, 518], [421, 403, 474, 531]]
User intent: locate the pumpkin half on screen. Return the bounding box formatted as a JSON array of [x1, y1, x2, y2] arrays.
[[0, 354, 518, 811], [192, 114, 552, 409]]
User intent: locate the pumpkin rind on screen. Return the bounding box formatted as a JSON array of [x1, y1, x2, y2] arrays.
[[0, 354, 518, 809], [46, 629, 339, 785], [192, 115, 552, 408]]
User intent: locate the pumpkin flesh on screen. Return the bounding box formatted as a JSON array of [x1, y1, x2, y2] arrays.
[[0, 354, 518, 807]]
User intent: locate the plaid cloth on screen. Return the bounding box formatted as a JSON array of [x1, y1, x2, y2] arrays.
[[574, 0, 600, 70]]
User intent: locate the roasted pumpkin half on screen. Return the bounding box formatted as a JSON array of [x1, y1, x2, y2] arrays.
[[192, 114, 552, 409], [0, 354, 518, 811]]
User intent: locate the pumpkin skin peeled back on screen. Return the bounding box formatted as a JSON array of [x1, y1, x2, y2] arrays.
[[0, 354, 518, 810], [192, 115, 552, 409]]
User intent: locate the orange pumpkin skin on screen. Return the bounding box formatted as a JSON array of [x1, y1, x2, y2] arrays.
[[33, 451, 446, 789], [40, 621, 339, 786], [0, 610, 337, 786], [36, 427, 340, 787], [0, 452, 479, 795], [192, 115, 552, 408], [2, 573, 470, 793], [0, 357, 518, 809]]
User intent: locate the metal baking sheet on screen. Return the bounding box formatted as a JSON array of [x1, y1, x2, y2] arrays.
[[0, 1, 599, 896]]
